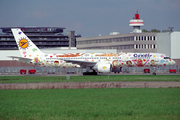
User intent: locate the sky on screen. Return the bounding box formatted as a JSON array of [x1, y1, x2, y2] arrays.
[[0, 0, 180, 37]]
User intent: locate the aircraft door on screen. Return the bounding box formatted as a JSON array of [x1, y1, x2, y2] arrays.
[[155, 57, 159, 62], [39, 55, 44, 62], [122, 55, 126, 62]]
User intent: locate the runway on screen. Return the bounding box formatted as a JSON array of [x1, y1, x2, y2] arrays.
[[0, 81, 180, 89]]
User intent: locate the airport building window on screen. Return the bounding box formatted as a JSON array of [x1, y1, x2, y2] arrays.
[[144, 36, 146, 40], [81, 45, 134, 50], [144, 44, 146, 49], [136, 36, 138, 40], [0, 38, 6, 40], [125, 37, 128, 41], [77, 36, 134, 45], [151, 44, 153, 49], [121, 38, 124, 42]]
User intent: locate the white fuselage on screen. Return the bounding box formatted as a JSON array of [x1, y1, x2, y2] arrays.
[[26, 52, 175, 70]]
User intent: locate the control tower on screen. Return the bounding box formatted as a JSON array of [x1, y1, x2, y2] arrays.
[[129, 10, 144, 33]]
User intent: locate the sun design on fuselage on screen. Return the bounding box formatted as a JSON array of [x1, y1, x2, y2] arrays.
[[18, 37, 31, 50]]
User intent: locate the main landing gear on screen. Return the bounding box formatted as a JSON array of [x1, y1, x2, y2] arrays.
[[83, 70, 98, 75], [152, 72, 156, 75]]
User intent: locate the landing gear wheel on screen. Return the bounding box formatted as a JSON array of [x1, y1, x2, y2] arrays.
[[152, 72, 156, 75], [83, 72, 97, 75], [83, 72, 87, 75]]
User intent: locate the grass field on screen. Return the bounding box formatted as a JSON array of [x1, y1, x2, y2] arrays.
[[0, 75, 180, 83], [0, 88, 180, 120]]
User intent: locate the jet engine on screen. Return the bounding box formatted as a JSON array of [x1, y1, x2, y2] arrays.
[[97, 64, 112, 72]]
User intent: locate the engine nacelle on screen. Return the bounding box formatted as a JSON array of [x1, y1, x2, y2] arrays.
[[97, 64, 112, 72]]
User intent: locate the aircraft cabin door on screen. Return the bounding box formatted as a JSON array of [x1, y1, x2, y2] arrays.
[[122, 55, 126, 62], [155, 57, 159, 62]]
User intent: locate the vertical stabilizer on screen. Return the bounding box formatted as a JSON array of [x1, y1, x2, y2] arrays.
[[11, 28, 43, 57]]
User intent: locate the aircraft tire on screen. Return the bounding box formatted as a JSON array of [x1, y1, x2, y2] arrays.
[[83, 72, 97, 75], [152, 73, 156, 75], [93, 72, 97, 75]]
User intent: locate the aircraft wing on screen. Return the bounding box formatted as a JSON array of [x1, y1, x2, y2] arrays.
[[64, 59, 97, 66]]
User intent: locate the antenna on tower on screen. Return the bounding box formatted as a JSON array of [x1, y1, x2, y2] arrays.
[[133, 10, 140, 19]]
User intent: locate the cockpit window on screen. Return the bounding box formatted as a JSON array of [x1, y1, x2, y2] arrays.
[[164, 57, 171, 59]]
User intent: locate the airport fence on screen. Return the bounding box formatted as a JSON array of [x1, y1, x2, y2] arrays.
[[0, 67, 85, 75], [0, 65, 179, 75]]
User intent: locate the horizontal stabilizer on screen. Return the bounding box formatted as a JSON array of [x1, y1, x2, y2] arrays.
[[8, 56, 33, 61]]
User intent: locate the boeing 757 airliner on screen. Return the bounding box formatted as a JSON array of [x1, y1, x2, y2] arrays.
[[9, 28, 176, 75]]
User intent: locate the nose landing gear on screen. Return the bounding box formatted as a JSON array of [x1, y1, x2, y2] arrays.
[[152, 67, 157, 75]]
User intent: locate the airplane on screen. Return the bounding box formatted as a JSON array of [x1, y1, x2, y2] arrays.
[[9, 28, 176, 75]]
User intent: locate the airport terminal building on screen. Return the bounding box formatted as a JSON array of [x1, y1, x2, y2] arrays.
[[77, 32, 157, 53], [0, 27, 80, 50]]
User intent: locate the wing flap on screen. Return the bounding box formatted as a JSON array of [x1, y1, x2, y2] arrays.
[[64, 59, 97, 66]]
